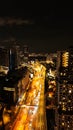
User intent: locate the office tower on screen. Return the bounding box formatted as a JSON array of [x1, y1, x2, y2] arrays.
[[57, 47, 73, 129], [9, 47, 17, 71], [9, 45, 21, 71]]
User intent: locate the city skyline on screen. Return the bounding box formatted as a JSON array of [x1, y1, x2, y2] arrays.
[[0, 2, 73, 53], [0, 23, 73, 53]]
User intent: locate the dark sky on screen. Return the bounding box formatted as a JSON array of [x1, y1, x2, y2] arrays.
[[0, 1, 73, 53]]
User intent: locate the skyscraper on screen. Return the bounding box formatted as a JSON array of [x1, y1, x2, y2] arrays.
[[57, 47, 73, 129]]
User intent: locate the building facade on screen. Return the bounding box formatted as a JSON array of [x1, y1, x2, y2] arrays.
[[57, 47, 73, 129]]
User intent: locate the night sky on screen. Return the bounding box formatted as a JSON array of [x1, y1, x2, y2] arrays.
[[0, 1, 73, 53]]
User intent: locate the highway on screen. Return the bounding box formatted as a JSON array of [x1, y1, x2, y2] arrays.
[[3, 62, 47, 130]]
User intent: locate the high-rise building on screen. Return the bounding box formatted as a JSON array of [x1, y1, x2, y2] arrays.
[[57, 47, 73, 129], [9, 45, 21, 71], [9, 47, 17, 71]]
